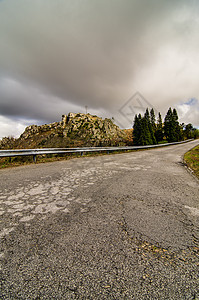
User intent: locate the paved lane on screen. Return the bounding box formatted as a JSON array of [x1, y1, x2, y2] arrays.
[[0, 140, 199, 299]]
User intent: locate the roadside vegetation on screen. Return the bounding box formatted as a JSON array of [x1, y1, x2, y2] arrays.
[[0, 149, 138, 169], [184, 145, 199, 179]]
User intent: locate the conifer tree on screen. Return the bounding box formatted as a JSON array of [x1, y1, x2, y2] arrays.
[[144, 108, 150, 122], [150, 108, 157, 144], [155, 112, 164, 142], [173, 108, 181, 141], [137, 114, 143, 145], [164, 108, 180, 142], [141, 115, 153, 145], [144, 108, 156, 144], [133, 113, 152, 145], [133, 114, 140, 145], [150, 108, 156, 133], [164, 108, 174, 142]]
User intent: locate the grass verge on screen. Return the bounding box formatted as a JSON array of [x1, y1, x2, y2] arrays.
[[184, 144, 199, 179]]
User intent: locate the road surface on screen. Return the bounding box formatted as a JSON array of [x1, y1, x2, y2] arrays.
[[0, 140, 199, 299]]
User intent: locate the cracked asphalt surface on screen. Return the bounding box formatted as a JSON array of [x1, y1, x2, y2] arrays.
[[0, 140, 199, 299]]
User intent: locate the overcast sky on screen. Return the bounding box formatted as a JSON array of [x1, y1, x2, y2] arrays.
[[0, 0, 199, 138]]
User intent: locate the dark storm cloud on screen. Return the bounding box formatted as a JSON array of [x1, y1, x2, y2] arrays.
[[0, 77, 84, 122], [0, 0, 199, 137]]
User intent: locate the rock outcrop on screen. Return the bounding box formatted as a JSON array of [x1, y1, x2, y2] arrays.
[[0, 113, 131, 149], [0, 137, 16, 149]]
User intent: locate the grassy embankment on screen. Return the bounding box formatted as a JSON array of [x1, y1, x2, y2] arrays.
[[184, 144, 199, 179]]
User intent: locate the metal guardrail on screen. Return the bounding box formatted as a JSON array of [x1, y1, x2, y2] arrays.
[[0, 139, 194, 162]]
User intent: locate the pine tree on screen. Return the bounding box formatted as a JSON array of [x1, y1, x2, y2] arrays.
[[133, 114, 138, 145], [143, 117, 152, 145], [133, 112, 152, 145], [155, 112, 164, 142], [164, 107, 171, 141], [133, 114, 141, 145], [150, 108, 157, 144], [164, 108, 180, 142], [137, 114, 144, 145], [144, 108, 150, 123], [150, 108, 156, 133], [173, 108, 181, 141], [144, 108, 156, 144], [164, 108, 174, 142]]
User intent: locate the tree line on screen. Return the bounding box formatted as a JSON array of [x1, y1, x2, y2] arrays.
[[133, 108, 199, 146]]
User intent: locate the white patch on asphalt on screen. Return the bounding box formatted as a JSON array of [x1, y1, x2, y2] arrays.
[[0, 158, 155, 244], [184, 205, 199, 216], [20, 215, 35, 222], [0, 227, 15, 238], [0, 164, 117, 240]]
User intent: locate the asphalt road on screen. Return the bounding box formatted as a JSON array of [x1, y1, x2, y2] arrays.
[[0, 140, 199, 299]]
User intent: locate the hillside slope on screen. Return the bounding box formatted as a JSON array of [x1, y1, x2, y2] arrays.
[[0, 113, 131, 149]]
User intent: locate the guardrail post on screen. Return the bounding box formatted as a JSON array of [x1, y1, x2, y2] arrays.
[[81, 152, 84, 156], [33, 155, 37, 163]]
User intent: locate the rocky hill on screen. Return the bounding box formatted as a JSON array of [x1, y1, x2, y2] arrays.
[[0, 113, 132, 149]]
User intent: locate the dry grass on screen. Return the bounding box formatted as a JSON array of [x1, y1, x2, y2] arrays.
[[0, 150, 136, 169]]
